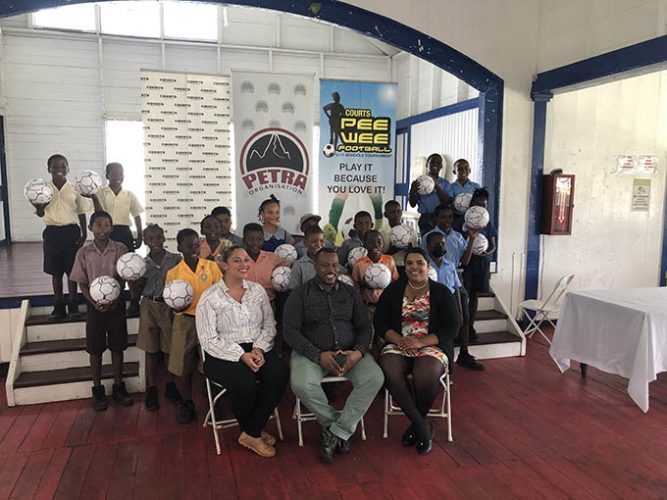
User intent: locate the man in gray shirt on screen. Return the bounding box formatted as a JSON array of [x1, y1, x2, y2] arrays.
[[283, 248, 384, 464]]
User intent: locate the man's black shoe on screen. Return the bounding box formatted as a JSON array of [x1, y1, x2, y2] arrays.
[[165, 382, 182, 404], [112, 382, 134, 406], [177, 400, 197, 424], [318, 427, 340, 464], [67, 302, 81, 319], [92, 385, 107, 411], [401, 424, 417, 447], [469, 329, 480, 343], [145, 385, 159, 411], [335, 438, 351, 455], [51, 302, 67, 321], [456, 351, 485, 371]]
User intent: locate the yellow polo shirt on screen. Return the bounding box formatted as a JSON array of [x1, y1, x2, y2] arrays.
[[96, 186, 144, 227], [38, 181, 91, 226], [165, 258, 222, 316]]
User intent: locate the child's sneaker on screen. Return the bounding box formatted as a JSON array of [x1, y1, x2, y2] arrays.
[[112, 382, 134, 407], [144, 385, 159, 411], [67, 302, 81, 319], [177, 400, 196, 424], [50, 302, 67, 321], [164, 382, 182, 404], [92, 385, 108, 411]]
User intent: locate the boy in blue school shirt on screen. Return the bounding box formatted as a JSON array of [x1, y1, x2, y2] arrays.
[[408, 154, 453, 235], [421, 205, 474, 270]]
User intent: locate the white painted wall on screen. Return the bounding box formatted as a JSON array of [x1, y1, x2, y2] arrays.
[[541, 70, 667, 294]]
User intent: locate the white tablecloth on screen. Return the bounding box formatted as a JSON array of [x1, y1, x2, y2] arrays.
[[550, 287, 667, 412]]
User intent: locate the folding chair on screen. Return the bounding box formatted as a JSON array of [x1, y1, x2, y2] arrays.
[[202, 372, 284, 455], [518, 273, 574, 345], [293, 375, 367, 446], [383, 371, 452, 442]]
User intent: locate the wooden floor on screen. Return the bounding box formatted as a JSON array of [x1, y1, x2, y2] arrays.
[[0, 332, 666, 499], [0, 243, 52, 299]]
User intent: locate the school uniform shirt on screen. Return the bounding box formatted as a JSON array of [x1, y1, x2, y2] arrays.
[[69, 240, 127, 285], [96, 187, 144, 227], [262, 226, 295, 252], [289, 253, 346, 290], [165, 258, 222, 316], [450, 180, 481, 197], [420, 227, 468, 266], [142, 250, 181, 299], [379, 223, 419, 267], [428, 256, 462, 293], [38, 181, 90, 226], [295, 239, 333, 259], [416, 177, 453, 215], [351, 254, 400, 304], [246, 250, 289, 301], [196, 279, 276, 361]]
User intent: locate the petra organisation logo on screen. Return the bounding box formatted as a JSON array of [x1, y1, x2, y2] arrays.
[[239, 128, 309, 195]]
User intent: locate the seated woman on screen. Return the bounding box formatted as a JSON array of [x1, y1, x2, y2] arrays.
[[196, 245, 289, 458], [373, 247, 460, 455]]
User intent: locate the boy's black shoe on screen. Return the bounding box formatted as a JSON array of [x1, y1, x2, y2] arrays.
[[112, 382, 134, 407], [92, 385, 108, 411], [469, 328, 480, 343], [67, 302, 81, 319], [456, 351, 485, 371], [177, 400, 196, 424], [318, 427, 340, 464], [335, 438, 351, 455], [165, 382, 182, 404], [144, 385, 159, 411], [127, 299, 140, 317], [51, 302, 67, 321]]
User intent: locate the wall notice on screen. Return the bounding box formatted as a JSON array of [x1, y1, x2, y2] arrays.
[[631, 179, 650, 212]]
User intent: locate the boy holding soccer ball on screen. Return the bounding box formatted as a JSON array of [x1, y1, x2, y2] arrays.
[[408, 154, 453, 234], [351, 230, 399, 306], [32, 154, 90, 320], [69, 211, 133, 411], [164, 228, 222, 423], [379, 200, 418, 278]]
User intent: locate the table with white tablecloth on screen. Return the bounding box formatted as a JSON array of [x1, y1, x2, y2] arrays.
[[550, 287, 667, 412]]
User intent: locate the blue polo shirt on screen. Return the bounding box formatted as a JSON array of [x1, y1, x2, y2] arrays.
[[451, 180, 481, 197], [416, 177, 453, 215], [429, 256, 461, 293], [420, 227, 468, 266]]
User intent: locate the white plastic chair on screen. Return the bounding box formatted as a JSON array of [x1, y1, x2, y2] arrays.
[[293, 375, 367, 446], [518, 273, 574, 345], [383, 371, 452, 442]]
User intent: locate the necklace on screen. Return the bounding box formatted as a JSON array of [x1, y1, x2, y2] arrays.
[[408, 280, 428, 290]]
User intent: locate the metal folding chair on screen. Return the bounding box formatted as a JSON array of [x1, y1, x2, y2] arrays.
[[383, 371, 452, 442], [518, 273, 574, 345]]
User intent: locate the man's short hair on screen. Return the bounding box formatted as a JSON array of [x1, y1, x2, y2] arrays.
[[200, 214, 219, 231], [426, 231, 445, 245], [315, 247, 337, 261], [243, 222, 264, 237], [354, 211, 372, 222], [211, 206, 231, 217], [176, 228, 198, 245], [90, 210, 113, 226]]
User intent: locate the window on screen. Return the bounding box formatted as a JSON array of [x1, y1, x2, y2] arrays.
[[100, 1, 160, 38], [163, 2, 218, 41], [105, 120, 146, 210], [32, 4, 96, 32]]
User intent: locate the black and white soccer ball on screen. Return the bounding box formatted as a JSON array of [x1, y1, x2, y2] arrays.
[[464, 206, 490, 230], [470, 233, 489, 256], [24, 179, 53, 204], [75, 170, 103, 196], [389, 225, 412, 249], [116, 253, 147, 281], [275, 243, 297, 264], [416, 175, 435, 195], [89, 276, 121, 305], [163, 279, 194, 310], [364, 263, 391, 289], [347, 246, 368, 267], [322, 143, 336, 158], [270, 266, 292, 292], [454, 193, 473, 213]]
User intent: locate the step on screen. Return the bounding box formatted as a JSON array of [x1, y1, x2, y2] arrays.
[[473, 310, 508, 334], [27, 317, 139, 342], [455, 330, 520, 347], [478, 296, 495, 311], [21, 334, 139, 356], [20, 344, 143, 372], [14, 361, 140, 389], [26, 307, 140, 326]]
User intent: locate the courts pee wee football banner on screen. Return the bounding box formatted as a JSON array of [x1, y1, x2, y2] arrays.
[[319, 80, 397, 243], [232, 71, 315, 234]]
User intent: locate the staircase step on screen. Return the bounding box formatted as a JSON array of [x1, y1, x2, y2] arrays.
[[26, 308, 140, 326], [479, 291, 494, 297], [14, 362, 139, 389], [21, 334, 138, 356], [455, 330, 520, 347], [476, 310, 508, 321]]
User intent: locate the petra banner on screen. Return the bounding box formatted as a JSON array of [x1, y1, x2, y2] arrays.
[[319, 80, 397, 243], [231, 71, 315, 234]]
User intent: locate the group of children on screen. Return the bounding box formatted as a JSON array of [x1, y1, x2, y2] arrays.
[[31, 152, 494, 418]]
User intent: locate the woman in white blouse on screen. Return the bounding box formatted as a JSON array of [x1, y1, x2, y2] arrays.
[[196, 245, 289, 458]]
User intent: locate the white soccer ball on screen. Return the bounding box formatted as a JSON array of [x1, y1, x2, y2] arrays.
[[428, 267, 438, 281], [364, 263, 392, 289], [464, 206, 490, 229], [275, 243, 297, 264], [337, 274, 355, 288], [75, 170, 103, 196], [470, 233, 489, 256], [416, 175, 435, 195], [163, 279, 194, 310], [89, 276, 121, 305], [389, 225, 412, 249], [454, 193, 473, 213], [323, 143, 336, 158], [340, 216, 354, 240], [116, 253, 147, 282], [24, 179, 53, 204], [270, 266, 292, 292], [347, 246, 368, 267]]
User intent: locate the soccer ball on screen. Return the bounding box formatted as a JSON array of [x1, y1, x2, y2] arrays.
[[275, 243, 297, 264], [337, 274, 355, 288], [347, 246, 368, 267], [89, 276, 121, 305], [470, 233, 489, 256], [454, 193, 473, 213], [364, 263, 391, 289], [323, 143, 336, 158], [116, 253, 147, 281], [23, 179, 53, 204], [75, 170, 103, 196], [271, 266, 292, 292], [163, 279, 193, 310], [389, 225, 412, 249], [428, 267, 438, 281], [341, 217, 354, 240], [464, 206, 490, 229], [416, 175, 435, 195]]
